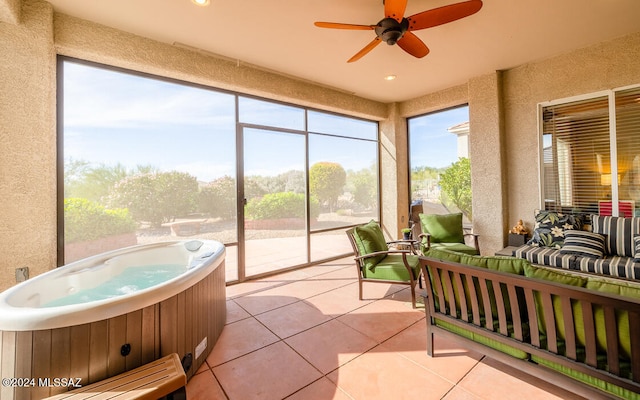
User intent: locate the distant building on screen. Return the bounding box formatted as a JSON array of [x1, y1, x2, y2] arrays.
[[447, 121, 469, 159]]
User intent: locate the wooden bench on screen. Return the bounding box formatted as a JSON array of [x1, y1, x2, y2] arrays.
[[44, 353, 186, 400], [420, 256, 640, 400]]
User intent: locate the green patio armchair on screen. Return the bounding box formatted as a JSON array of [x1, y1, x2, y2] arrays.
[[346, 221, 422, 308], [415, 212, 479, 255]]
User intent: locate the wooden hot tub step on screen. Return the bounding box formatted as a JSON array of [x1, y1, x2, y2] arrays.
[[43, 353, 186, 400]]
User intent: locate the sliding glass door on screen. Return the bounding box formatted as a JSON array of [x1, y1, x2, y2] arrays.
[[241, 127, 308, 277]]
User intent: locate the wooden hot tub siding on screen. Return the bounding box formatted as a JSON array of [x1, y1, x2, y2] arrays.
[[0, 259, 226, 400]]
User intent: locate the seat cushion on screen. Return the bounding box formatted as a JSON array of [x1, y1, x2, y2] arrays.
[[419, 213, 464, 243], [353, 220, 388, 271], [429, 242, 478, 255], [585, 276, 640, 359], [459, 253, 528, 275], [513, 245, 574, 269], [363, 254, 420, 282], [524, 264, 589, 340], [573, 255, 640, 280], [531, 355, 639, 400]]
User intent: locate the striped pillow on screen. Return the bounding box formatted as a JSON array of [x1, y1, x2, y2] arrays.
[[591, 215, 640, 257], [634, 236, 640, 262], [559, 230, 606, 258]]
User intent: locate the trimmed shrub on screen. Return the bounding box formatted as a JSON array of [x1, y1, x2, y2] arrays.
[[64, 198, 137, 243], [245, 192, 319, 220]]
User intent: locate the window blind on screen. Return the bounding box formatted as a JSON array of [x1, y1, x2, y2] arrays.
[[542, 87, 640, 217], [542, 96, 610, 214]]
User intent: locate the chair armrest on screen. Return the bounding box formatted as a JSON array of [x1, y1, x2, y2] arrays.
[[418, 233, 431, 249]]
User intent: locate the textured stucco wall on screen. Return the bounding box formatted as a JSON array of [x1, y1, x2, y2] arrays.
[[0, 0, 56, 292], [379, 103, 408, 239], [467, 72, 506, 255], [0, 0, 20, 24], [503, 32, 640, 233]]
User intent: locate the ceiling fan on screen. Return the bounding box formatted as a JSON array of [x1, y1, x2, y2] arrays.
[[314, 0, 483, 62]]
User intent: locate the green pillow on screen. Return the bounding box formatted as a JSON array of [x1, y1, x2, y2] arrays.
[[419, 213, 464, 243], [353, 220, 388, 271], [585, 277, 640, 359]]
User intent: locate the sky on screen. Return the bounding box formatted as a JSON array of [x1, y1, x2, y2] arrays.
[[408, 105, 469, 170], [62, 61, 378, 183]]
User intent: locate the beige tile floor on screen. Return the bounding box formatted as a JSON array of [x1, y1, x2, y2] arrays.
[[186, 258, 588, 400]]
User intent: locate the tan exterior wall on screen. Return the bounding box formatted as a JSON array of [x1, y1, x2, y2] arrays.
[[467, 72, 506, 255], [503, 31, 640, 234], [0, 0, 56, 292], [379, 103, 408, 239]]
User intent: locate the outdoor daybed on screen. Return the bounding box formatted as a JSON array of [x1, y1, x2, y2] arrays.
[[420, 249, 640, 399], [511, 212, 640, 280]]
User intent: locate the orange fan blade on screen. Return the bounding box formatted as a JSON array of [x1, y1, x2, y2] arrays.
[[384, 0, 407, 22], [407, 0, 483, 31], [347, 37, 382, 63], [314, 21, 375, 30], [397, 31, 429, 58]]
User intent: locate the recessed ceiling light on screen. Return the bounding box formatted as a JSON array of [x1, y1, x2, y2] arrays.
[[191, 0, 210, 6], [384, 75, 397, 81]]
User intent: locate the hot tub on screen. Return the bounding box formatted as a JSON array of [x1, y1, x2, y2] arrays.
[[0, 240, 226, 399]]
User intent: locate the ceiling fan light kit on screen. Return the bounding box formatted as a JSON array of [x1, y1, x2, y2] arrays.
[[314, 0, 483, 62]]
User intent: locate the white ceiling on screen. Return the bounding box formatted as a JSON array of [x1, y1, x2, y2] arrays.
[[47, 0, 640, 103]]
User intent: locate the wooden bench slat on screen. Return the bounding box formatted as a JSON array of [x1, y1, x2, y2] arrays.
[[43, 353, 186, 400]]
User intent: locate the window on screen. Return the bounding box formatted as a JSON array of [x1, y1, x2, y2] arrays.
[[408, 105, 473, 222], [59, 58, 379, 280], [541, 86, 640, 217]]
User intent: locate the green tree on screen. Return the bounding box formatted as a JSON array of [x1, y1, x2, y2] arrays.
[[310, 162, 346, 212], [109, 171, 198, 227], [439, 157, 473, 221], [64, 160, 156, 202], [347, 166, 377, 209]]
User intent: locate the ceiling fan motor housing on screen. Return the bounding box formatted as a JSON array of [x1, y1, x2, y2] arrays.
[[375, 17, 409, 45]]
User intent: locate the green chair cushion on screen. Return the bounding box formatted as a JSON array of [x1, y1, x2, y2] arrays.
[[523, 264, 589, 341], [429, 242, 478, 255], [422, 247, 463, 263], [531, 355, 639, 400], [419, 213, 464, 243], [363, 254, 420, 282], [459, 254, 528, 275], [523, 264, 589, 287], [423, 251, 528, 321], [353, 220, 388, 271], [435, 319, 529, 359], [585, 276, 640, 359], [459, 254, 529, 320]]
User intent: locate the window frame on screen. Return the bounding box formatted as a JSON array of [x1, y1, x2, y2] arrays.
[[57, 56, 380, 276], [538, 84, 640, 216]]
